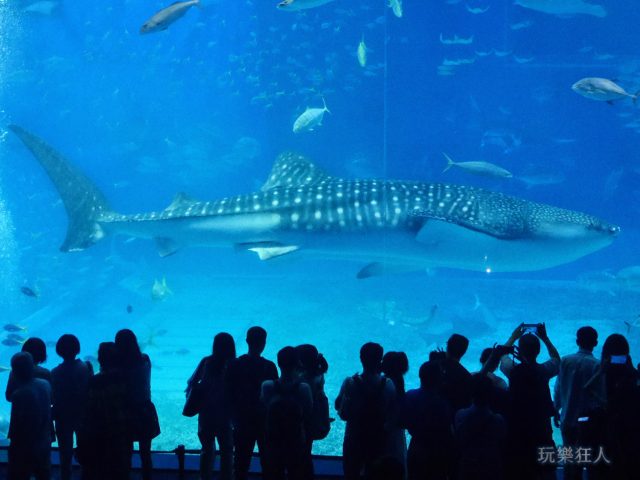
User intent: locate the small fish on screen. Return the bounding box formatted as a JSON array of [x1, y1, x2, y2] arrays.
[[151, 277, 173, 301], [277, 0, 336, 11], [3, 324, 27, 333], [515, 0, 606, 18], [23, 1, 58, 15], [292, 98, 330, 133], [6, 333, 26, 342], [442, 153, 513, 178], [439, 34, 474, 45], [465, 4, 490, 14], [357, 37, 367, 68], [572, 77, 638, 104], [2, 338, 25, 347], [510, 20, 533, 30], [20, 286, 38, 298], [175, 348, 191, 355], [0, 366, 10, 373], [126, 304, 133, 314], [140, 0, 200, 35], [388, 0, 402, 18]]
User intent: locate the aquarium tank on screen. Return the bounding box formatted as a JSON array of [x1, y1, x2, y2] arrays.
[[0, 0, 638, 456]]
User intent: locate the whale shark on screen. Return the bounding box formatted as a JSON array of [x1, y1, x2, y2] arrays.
[[9, 125, 619, 277]]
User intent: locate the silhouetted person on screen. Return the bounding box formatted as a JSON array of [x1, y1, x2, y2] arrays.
[[335, 342, 396, 480], [454, 374, 507, 480], [51, 334, 93, 480], [6, 337, 51, 401], [401, 361, 453, 480], [475, 346, 511, 419], [7, 351, 53, 480], [226, 326, 278, 480], [78, 342, 130, 480], [440, 334, 473, 412], [115, 329, 160, 480], [500, 323, 560, 480], [187, 332, 236, 480], [553, 326, 601, 480], [261, 346, 313, 480], [382, 351, 409, 470], [295, 344, 330, 478], [585, 334, 640, 479], [478, 348, 507, 390]]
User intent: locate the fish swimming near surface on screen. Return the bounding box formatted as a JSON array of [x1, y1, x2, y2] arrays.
[[293, 98, 330, 133], [572, 78, 639, 104], [277, 0, 336, 11], [515, 0, 606, 17], [8, 125, 620, 277], [140, 0, 200, 34], [442, 153, 513, 179]]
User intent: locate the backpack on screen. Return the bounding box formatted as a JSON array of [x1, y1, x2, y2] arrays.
[[265, 380, 305, 445], [309, 387, 331, 440], [343, 374, 388, 441]]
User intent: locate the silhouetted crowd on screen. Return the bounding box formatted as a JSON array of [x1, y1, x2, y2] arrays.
[[5, 323, 640, 480]]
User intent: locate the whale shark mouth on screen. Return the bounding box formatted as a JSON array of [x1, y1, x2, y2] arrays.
[[9, 125, 619, 276]]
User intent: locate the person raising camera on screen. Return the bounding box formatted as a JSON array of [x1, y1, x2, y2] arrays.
[[498, 323, 561, 480]]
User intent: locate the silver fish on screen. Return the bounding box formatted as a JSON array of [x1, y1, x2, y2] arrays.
[[572, 77, 638, 104], [140, 0, 200, 35], [442, 153, 513, 179]]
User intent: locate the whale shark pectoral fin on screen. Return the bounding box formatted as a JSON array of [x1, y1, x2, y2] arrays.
[[154, 237, 180, 257], [356, 262, 426, 279], [235, 241, 299, 260], [249, 245, 299, 260]]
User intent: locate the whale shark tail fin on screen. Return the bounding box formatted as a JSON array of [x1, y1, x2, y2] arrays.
[[9, 125, 112, 252]]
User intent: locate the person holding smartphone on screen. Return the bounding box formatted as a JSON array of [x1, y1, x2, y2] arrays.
[[498, 323, 560, 480]]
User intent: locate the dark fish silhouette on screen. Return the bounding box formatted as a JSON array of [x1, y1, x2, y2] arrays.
[[4, 324, 27, 333], [20, 286, 38, 298], [2, 338, 25, 347], [6, 333, 26, 342], [126, 305, 133, 314]]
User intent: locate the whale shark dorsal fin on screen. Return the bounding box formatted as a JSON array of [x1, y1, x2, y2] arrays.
[[261, 152, 336, 191], [165, 192, 198, 212]]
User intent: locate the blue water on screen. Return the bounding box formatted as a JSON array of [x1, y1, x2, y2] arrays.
[[0, 0, 639, 454]]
